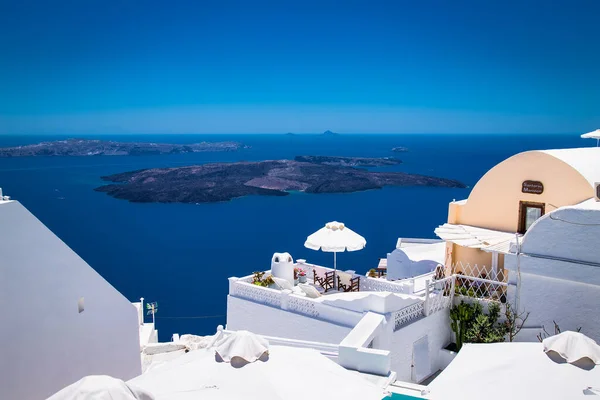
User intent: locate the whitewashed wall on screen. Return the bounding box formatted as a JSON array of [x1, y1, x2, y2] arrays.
[[227, 296, 353, 344], [521, 204, 600, 266], [504, 205, 600, 343], [0, 202, 141, 400], [506, 256, 600, 342], [389, 309, 452, 382]]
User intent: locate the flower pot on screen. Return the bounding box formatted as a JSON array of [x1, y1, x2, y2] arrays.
[[299, 275, 307, 283]]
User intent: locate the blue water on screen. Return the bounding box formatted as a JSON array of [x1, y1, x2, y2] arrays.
[[386, 393, 425, 399], [0, 133, 589, 339]]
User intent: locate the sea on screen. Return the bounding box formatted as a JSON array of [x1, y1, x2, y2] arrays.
[[0, 133, 589, 340]]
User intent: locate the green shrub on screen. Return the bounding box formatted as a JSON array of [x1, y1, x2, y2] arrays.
[[450, 301, 507, 350]]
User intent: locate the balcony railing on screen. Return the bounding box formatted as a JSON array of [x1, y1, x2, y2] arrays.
[[230, 264, 508, 330]]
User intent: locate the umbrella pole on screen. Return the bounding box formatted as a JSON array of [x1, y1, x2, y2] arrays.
[[334, 252, 337, 289]]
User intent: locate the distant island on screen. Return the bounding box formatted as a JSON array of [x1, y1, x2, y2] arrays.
[[294, 155, 401, 167], [322, 130, 338, 136], [391, 147, 409, 152], [0, 139, 248, 157], [95, 159, 465, 203]]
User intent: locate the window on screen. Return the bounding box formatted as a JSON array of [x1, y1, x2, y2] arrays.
[[518, 201, 545, 234]]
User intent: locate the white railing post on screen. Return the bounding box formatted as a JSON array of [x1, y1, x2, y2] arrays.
[[139, 297, 144, 325], [281, 289, 291, 310], [450, 275, 456, 304], [228, 277, 239, 296], [424, 280, 430, 316], [410, 278, 415, 294]]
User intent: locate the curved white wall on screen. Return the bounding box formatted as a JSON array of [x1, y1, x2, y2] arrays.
[[521, 204, 600, 265], [0, 202, 141, 400], [386, 248, 439, 281]]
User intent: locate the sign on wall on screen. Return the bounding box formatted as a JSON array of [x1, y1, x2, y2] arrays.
[[522, 180, 544, 195]]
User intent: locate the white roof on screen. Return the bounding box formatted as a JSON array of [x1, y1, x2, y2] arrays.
[[129, 345, 383, 400], [434, 223, 516, 254], [540, 147, 600, 188], [397, 240, 446, 264], [428, 341, 600, 400], [48, 376, 154, 400]]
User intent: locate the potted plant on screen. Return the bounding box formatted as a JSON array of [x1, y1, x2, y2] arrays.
[[252, 271, 266, 286], [263, 275, 277, 289], [296, 267, 307, 283]]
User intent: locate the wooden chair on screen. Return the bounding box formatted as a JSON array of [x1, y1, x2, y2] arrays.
[[337, 274, 360, 292], [313, 269, 335, 292]]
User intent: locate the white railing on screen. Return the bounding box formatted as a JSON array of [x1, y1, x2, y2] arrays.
[[229, 280, 282, 308], [229, 267, 509, 330], [451, 261, 508, 283], [229, 277, 364, 327], [361, 276, 413, 294], [287, 295, 320, 318], [454, 274, 508, 302], [393, 302, 425, 331], [424, 276, 455, 316]]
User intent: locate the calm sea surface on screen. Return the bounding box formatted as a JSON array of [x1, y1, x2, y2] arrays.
[[0, 133, 588, 339]]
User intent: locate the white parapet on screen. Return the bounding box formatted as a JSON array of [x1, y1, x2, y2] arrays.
[[338, 312, 391, 376]]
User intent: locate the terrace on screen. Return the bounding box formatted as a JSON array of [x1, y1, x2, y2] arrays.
[[228, 257, 509, 380]]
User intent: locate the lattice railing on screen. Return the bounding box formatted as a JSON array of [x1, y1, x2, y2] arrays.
[[361, 277, 412, 294], [393, 302, 425, 331], [451, 261, 508, 283], [230, 281, 282, 308], [454, 274, 508, 302], [425, 276, 455, 316], [287, 295, 320, 318]]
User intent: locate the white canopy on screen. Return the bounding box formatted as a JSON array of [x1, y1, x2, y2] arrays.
[[434, 223, 516, 254], [47, 375, 154, 400], [129, 345, 384, 400], [304, 221, 366, 272], [305, 221, 366, 252], [581, 129, 600, 146], [543, 331, 600, 364], [428, 341, 600, 400], [215, 330, 270, 363]]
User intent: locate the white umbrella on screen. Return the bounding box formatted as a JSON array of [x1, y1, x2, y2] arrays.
[[215, 330, 270, 363], [304, 221, 366, 273], [581, 129, 600, 146], [543, 331, 600, 364]]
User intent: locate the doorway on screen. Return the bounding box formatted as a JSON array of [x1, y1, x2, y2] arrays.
[[412, 335, 431, 383], [518, 201, 545, 234]]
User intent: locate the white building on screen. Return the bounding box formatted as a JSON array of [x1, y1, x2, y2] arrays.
[[226, 147, 600, 385], [384, 238, 446, 281], [505, 198, 600, 342], [227, 257, 458, 383], [431, 147, 600, 343], [0, 198, 143, 400]]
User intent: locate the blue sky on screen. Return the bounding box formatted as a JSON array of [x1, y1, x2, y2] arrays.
[[0, 0, 598, 134]]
